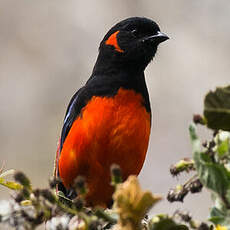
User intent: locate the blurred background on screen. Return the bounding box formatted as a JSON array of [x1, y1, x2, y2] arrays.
[[0, 0, 230, 221]]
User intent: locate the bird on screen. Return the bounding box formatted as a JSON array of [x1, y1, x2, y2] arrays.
[[55, 17, 169, 207]]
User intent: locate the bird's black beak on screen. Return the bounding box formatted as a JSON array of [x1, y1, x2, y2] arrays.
[[143, 31, 169, 43]]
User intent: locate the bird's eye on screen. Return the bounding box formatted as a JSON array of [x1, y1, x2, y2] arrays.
[[131, 29, 138, 37]]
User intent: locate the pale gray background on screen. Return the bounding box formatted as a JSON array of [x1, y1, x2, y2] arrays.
[[0, 0, 230, 222]]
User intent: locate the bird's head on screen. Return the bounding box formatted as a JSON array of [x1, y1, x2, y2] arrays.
[[98, 17, 169, 73]]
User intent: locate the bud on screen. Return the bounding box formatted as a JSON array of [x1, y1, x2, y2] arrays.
[[41, 189, 56, 204], [167, 185, 189, 203], [73, 176, 87, 195], [198, 222, 209, 230], [22, 188, 31, 199], [170, 158, 194, 176], [189, 179, 203, 193], [176, 211, 192, 222], [14, 171, 31, 189], [110, 164, 122, 185], [15, 193, 24, 203], [49, 177, 61, 189], [193, 114, 206, 125]]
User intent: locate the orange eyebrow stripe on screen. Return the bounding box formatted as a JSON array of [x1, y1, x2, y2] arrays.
[[105, 31, 124, 53]]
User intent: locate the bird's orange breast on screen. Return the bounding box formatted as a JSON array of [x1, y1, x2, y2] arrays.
[[58, 88, 151, 206]]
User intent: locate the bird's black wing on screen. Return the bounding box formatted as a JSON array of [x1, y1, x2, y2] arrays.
[[60, 87, 86, 151], [57, 79, 115, 196], [57, 86, 90, 197]]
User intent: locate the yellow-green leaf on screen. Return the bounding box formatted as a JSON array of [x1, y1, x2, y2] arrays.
[[0, 177, 23, 190]]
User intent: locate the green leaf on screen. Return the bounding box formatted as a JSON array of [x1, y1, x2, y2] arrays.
[[204, 86, 230, 131], [209, 207, 230, 228], [217, 139, 229, 158], [0, 177, 23, 190], [225, 189, 230, 205], [210, 207, 226, 224], [149, 216, 188, 230], [195, 154, 230, 196], [190, 124, 230, 200]]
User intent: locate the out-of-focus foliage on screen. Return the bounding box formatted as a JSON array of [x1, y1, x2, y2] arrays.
[[0, 170, 188, 230], [204, 86, 230, 131]]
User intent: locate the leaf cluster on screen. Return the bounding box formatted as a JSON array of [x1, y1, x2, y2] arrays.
[[169, 86, 230, 229]]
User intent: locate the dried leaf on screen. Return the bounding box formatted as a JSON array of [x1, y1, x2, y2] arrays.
[[113, 176, 161, 230]]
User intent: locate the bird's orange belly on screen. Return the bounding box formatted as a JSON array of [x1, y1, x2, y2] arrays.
[[59, 88, 151, 206]]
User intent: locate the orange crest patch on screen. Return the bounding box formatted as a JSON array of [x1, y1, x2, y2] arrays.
[[105, 31, 124, 53]]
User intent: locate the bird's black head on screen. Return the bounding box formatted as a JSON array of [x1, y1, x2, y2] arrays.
[[95, 17, 169, 74]]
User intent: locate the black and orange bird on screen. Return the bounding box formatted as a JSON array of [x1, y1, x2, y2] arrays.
[[55, 17, 169, 207]]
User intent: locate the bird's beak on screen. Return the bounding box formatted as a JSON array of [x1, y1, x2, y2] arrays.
[[143, 31, 169, 43]]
